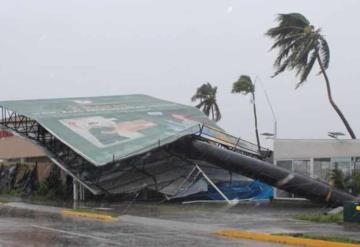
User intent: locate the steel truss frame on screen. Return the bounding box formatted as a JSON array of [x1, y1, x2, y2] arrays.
[[0, 105, 271, 196], [196, 124, 272, 159], [0, 106, 106, 194]]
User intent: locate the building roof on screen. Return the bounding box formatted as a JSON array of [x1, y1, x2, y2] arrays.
[[0, 134, 45, 160], [0, 95, 216, 166]]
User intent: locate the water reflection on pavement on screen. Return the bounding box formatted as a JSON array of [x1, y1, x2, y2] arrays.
[[0, 203, 285, 247]]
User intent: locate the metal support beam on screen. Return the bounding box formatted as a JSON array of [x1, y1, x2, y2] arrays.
[[73, 179, 88, 202], [194, 164, 232, 205], [73, 179, 79, 201]]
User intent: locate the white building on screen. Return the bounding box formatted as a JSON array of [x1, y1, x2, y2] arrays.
[[273, 139, 360, 199]]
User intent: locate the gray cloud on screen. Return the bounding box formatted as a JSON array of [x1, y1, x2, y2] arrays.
[[0, 0, 359, 146]]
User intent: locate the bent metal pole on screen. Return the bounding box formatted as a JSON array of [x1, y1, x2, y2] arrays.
[[169, 138, 356, 207]]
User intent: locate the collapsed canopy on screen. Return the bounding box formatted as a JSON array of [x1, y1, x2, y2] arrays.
[[0, 94, 215, 166]]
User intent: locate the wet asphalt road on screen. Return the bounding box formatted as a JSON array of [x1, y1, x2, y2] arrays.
[[0, 200, 360, 246], [0, 204, 284, 247]]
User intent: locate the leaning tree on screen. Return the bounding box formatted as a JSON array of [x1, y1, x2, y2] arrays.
[[232, 75, 261, 153], [266, 13, 356, 139]]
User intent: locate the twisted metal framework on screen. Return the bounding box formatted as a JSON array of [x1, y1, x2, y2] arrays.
[[0, 105, 271, 196], [196, 124, 271, 159], [0, 106, 104, 194]]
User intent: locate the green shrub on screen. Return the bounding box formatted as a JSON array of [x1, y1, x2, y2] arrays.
[[34, 167, 68, 200], [346, 173, 360, 195]]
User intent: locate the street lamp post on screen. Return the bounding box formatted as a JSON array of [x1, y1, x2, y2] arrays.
[[256, 77, 278, 138]]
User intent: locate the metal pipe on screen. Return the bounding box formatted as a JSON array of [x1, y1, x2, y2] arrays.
[[170, 138, 356, 207], [195, 164, 232, 204]]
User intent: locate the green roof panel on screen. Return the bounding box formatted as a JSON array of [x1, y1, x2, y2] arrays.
[[0, 95, 215, 166]]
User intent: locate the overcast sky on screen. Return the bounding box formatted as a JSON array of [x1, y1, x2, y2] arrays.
[[1, 0, 359, 146]]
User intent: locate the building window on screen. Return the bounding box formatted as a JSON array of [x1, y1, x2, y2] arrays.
[[353, 157, 360, 175], [277, 160, 292, 171], [293, 160, 310, 176], [332, 157, 351, 178], [276, 155, 360, 200], [313, 158, 331, 181], [276, 160, 310, 174]]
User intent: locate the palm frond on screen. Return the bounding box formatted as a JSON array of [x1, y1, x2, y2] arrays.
[[293, 37, 317, 73], [319, 36, 330, 70], [272, 46, 301, 77], [232, 75, 254, 95], [266, 13, 310, 39], [276, 13, 310, 31], [273, 36, 307, 67], [203, 102, 211, 116], [270, 33, 304, 51], [213, 103, 222, 122], [267, 12, 330, 85], [191, 82, 213, 101], [297, 50, 317, 87], [192, 82, 221, 121], [195, 101, 205, 109]]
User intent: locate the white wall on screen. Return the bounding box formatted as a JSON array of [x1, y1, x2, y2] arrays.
[[274, 139, 360, 160]]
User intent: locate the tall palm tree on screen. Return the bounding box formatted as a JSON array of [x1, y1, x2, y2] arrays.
[[232, 75, 261, 153], [266, 13, 356, 139], [191, 82, 221, 122]]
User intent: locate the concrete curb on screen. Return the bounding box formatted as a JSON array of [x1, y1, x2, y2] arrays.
[[0, 202, 116, 222], [60, 209, 116, 222], [214, 230, 360, 247]]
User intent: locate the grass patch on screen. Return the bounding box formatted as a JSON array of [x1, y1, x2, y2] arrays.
[[274, 233, 360, 244], [28, 194, 70, 203], [294, 212, 343, 223], [71, 208, 119, 218]]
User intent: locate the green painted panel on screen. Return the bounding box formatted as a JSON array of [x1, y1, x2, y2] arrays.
[[0, 95, 216, 166]]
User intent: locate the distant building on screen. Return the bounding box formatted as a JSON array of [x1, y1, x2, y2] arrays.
[[0, 130, 54, 182], [0, 130, 48, 165], [273, 139, 360, 199]]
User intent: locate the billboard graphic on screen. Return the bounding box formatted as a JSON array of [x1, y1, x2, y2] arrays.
[[0, 95, 216, 166]]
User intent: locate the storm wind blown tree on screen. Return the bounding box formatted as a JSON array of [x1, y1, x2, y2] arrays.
[[191, 82, 221, 122], [232, 75, 261, 153], [266, 13, 356, 139]]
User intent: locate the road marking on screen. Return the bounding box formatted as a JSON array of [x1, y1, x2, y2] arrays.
[[215, 230, 360, 247], [31, 225, 121, 246]]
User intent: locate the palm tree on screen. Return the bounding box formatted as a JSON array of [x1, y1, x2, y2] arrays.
[[330, 169, 346, 190], [191, 82, 221, 122], [346, 173, 360, 195], [266, 13, 356, 139], [232, 75, 261, 153]]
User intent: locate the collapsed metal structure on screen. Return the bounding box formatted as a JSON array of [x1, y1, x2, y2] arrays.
[[0, 95, 356, 206], [0, 106, 102, 194], [169, 138, 356, 206], [0, 104, 266, 195]]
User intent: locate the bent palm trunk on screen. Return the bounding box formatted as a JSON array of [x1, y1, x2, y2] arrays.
[[316, 52, 357, 139]]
